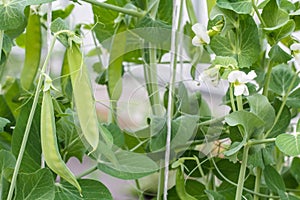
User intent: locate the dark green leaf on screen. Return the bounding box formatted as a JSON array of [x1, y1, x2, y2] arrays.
[[217, 0, 252, 14], [225, 110, 264, 139], [269, 64, 300, 96], [269, 45, 292, 63], [104, 123, 125, 147], [55, 179, 113, 200], [0, 132, 12, 151], [290, 157, 300, 184], [15, 168, 55, 200], [157, 0, 173, 24], [263, 165, 286, 193], [276, 133, 300, 156], [261, 0, 289, 28], [264, 20, 295, 45], [56, 109, 86, 162], [213, 159, 241, 182], [11, 100, 41, 173], [0, 96, 14, 123], [287, 88, 300, 108], [210, 15, 260, 68], [247, 94, 275, 130], [97, 150, 158, 179], [0, 0, 26, 31], [20, 12, 42, 91]]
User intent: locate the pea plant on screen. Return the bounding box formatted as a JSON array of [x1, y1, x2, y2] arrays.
[[1, 0, 300, 199]]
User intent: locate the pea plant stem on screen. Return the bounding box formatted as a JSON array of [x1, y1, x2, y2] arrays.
[[253, 167, 262, 200], [0, 30, 4, 82], [264, 71, 300, 138], [235, 144, 250, 200], [236, 95, 243, 111], [164, 1, 180, 199], [262, 60, 272, 96], [81, 0, 145, 18], [76, 165, 98, 179], [6, 37, 57, 200], [229, 84, 237, 112], [252, 0, 267, 27]]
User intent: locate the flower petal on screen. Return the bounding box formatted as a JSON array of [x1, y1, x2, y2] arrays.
[[192, 36, 202, 46], [291, 43, 300, 51], [228, 70, 244, 83], [192, 23, 203, 35], [245, 70, 257, 81], [191, 23, 210, 45], [234, 84, 246, 96]]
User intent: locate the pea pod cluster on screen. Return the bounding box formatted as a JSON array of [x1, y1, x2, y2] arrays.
[[67, 43, 99, 152], [41, 90, 82, 193]]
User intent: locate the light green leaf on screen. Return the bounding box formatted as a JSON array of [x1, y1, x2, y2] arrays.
[[157, 0, 173, 25], [263, 165, 286, 192], [210, 15, 260, 68], [50, 18, 69, 47], [290, 157, 300, 184], [20, 13, 42, 91], [0, 117, 10, 132], [15, 168, 55, 200], [286, 88, 300, 108], [261, 0, 289, 28], [56, 109, 86, 162], [104, 123, 124, 147], [247, 94, 275, 130], [225, 110, 265, 139], [0, 0, 26, 31], [55, 179, 113, 200], [264, 20, 295, 45], [269, 64, 300, 96], [97, 150, 158, 179], [50, 4, 75, 20], [216, 0, 252, 14], [269, 44, 292, 63], [11, 100, 41, 173], [276, 133, 300, 156], [0, 150, 15, 200]]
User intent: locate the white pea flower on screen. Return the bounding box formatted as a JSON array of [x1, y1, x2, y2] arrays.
[[198, 67, 220, 86], [192, 23, 210, 46], [291, 43, 300, 65], [228, 70, 257, 96]]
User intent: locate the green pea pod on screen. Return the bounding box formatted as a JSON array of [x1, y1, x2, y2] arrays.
[[41, 90, 82, 193], [176, 167, 197, 200], [108, 22, 127, 101], [67, 43, 99, 151], [20, 11, 42, 91]]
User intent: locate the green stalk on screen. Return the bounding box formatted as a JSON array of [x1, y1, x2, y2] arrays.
[[262, 60, 272, 96], [157, 161, 164, 200], [185, 0, 197, 24], [81, 0, 146, 17], [6, 37, 57, 200], [264, 72, 300, 138], [230, 84, 237, 112], [76, 165, 98, 179], [253, 167, 262, 200], [252, 0, 266, 27], [247, 138, 276, 146], [236, 95, 243, 111], [235, 144, 250, 200], [0, 30, 4, 82]]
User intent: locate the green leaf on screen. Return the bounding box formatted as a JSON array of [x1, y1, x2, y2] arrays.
[[269, 64, 300, 96], [15, 168, 55, 200], [264, 20, 295, 45], [269, 45, 292, 63], [157, 0, 173, 24], [107, 22, 126, 101], [216, 0, 252, 14], [97, 150, 158, 179], [2, 78, 22, 118], [11, 100, 41, 173], [290, 157, 300, 184], [263, 165, 286, 193], [1, 34, 13, 64], [26, 0, 55, 5], [0, 0, 26, 31], [55, 179, 113, 200], [175, 168, 198, 200], [51, 4, 75, 20], [0, 117, 10, 132], [50, 18, 69, 47], [20, 12, 42, 91], [104, 123, 125, 147], [261, 0, 289, 28], [0, 132, 12, 151], [286, 88, 300, 108], [213, 159, 242, 182], [0, 150, 15, 200], [56, 109, 86, 162], [210, 15, 260, 68], [225, 110, 265, 139], [0, 96, 14, 123], [276, 133, 300, 156], [247, 94, 275, 130]]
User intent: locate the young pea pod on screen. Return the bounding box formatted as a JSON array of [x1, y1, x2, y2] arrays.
[[67, 43, 99, 151], [41, 90, 82, 193]]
